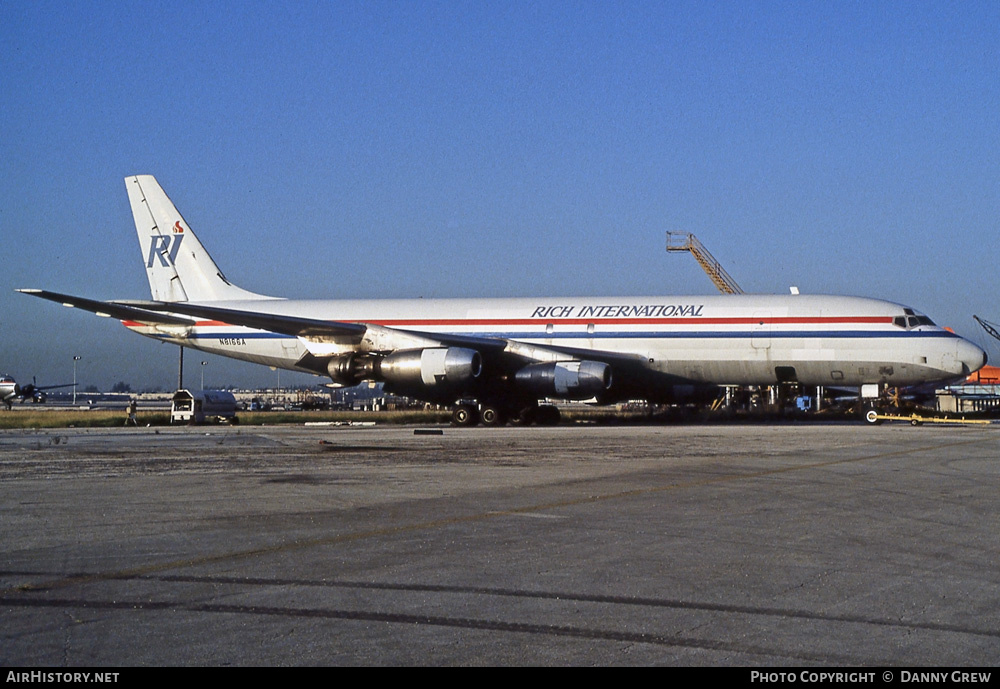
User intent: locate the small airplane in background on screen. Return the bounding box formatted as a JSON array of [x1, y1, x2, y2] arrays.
[[17, 175, 987, 425], [0, 375, 76, 410]]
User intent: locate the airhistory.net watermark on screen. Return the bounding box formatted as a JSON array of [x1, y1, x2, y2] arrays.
[[6, 673, 119, 684]]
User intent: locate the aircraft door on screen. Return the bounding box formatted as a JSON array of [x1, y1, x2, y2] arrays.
[[751, 312, 771, 350]]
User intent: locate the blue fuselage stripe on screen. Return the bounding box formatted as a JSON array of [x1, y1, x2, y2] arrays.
[[150, 329, 958, 341]]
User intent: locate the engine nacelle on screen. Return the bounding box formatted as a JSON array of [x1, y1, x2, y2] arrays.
[[326, 352, 378, 386], [514, 360, 612, 400], [378, 347, 482, 388], [327, 347, 482, 389]]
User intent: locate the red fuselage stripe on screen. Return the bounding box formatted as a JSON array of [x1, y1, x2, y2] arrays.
[[123, 315, 892, 329]]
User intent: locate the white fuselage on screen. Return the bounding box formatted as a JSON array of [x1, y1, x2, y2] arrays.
[[0, 377, 16, 406], [122, 293, 985, 394], [22, 175, 987, 413]]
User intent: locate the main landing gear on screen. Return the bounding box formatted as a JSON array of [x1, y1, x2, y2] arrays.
[[451, 401, 561, 427]]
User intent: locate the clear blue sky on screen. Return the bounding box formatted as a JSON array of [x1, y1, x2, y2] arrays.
[[2, 1, 999, 391]]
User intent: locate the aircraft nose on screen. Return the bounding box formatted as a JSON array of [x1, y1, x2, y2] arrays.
[[957, 337, 988, 376]]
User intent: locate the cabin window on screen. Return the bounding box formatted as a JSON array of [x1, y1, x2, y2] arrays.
[[545, 323, 554, 335]]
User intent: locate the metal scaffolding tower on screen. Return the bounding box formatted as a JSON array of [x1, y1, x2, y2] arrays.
[[665, 232, 744, 295]]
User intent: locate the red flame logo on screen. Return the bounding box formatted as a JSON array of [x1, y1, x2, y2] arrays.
[[173, 221, 184, 234]]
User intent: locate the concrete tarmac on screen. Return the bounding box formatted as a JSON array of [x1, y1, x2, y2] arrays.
[[1, 422, 998, 666]]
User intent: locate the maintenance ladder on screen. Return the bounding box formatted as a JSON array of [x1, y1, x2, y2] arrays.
[[666, 232, 744, 295]]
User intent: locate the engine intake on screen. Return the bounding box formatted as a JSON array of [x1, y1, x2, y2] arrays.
[[514, 360, 612, 400]]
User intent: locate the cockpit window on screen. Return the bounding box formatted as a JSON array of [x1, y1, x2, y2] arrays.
[[893, 313, 936, 329]]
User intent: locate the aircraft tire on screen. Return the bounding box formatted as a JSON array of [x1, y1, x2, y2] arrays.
[[864, 408, 882, 425], [479, 405, 507, 427], [535, 405, 561, 426], [511, 405, 537, 426], [452, 404, 479, 427]]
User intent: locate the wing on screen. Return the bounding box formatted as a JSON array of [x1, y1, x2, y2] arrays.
[[17, 289, 197, 326], [19, 289, 495, 351], [112, 298, 631, 372], [123, 299, 513, 356], [18, 290, 644, 381], [34, 382, 78, 392], [114, 299, 368, 341]]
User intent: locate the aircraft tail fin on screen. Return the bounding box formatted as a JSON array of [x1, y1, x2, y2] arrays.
[[126, 175, 271, 302]]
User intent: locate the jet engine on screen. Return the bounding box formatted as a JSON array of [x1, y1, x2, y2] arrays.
[[378, 347, 482, 387], [326, 347, 482, 389], [326, 352, 378, 386], [514, 360, 612, 400]]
